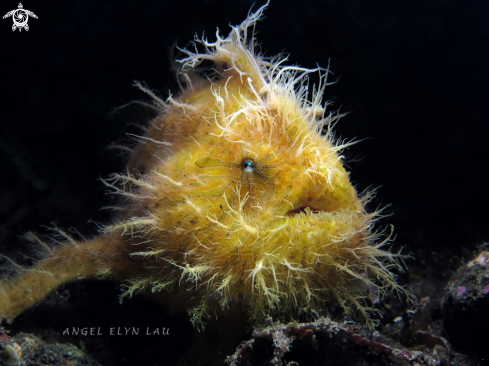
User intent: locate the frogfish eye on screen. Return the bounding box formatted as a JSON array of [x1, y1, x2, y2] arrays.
[[243, 159, 254, 173]]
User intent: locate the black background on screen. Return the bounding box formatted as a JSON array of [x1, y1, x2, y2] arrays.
[[1, 0, 489, 364]]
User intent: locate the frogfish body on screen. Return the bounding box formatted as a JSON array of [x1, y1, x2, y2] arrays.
[[0, 5, 410, 329]]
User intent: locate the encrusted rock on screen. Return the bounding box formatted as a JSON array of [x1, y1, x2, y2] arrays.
[[442, 248, 489, 359], [226, 317, 472, 366]]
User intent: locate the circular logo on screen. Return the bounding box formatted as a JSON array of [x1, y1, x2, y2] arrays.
[[12, 9, 28, 28]]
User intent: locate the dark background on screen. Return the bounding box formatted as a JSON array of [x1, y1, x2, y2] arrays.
[[1, 0, 488, 364]]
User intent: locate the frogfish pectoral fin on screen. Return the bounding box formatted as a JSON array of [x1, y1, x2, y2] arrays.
[[0, 234, 126, 322]]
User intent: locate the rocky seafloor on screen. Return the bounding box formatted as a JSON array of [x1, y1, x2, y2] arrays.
[[1, 246, 488, 366]]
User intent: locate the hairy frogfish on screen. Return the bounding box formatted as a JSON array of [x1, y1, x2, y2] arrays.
[[0, 4, 411, 329]]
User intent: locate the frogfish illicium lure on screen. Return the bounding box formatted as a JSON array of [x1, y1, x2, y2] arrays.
[[0, 4, 411, 329]]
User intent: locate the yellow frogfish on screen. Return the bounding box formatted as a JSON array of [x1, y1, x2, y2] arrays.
[[0, 4, 411, 329]]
